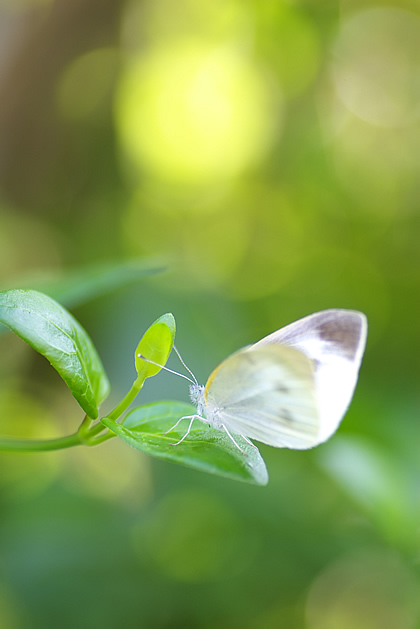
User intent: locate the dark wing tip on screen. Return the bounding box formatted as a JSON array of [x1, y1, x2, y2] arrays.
[[316, 310, 367, 361]]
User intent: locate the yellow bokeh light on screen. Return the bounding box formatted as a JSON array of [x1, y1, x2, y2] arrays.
[[115, 40, 281, 184]]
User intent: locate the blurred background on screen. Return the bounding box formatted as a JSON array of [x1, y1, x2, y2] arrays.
[[0, 0, 420, 627]]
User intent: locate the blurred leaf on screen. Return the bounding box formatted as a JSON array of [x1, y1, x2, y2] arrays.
[[1, 258, 165, 311], [0, 289, 110, 418], [315, 435, 416, 546], [101, 401, 269, 485], [135, 313, 175, 380]]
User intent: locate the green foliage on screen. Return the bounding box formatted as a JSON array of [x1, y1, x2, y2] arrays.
[[0, 289, 109, 418], [0, 259, 165, 339], [135, 313, 175, 381], [0, 289, 267, 484], [102, 401, 268, 485], [8, 258, 165, 309], [2, 0, 420, 624]]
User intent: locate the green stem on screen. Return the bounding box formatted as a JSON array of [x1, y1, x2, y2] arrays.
[[0, 377, 145, 453], [84, 422, 106, 439], [88, 431, 116, 446], [0, 432, 82, 453], [78, 414, 93, 437], [107, 378, 144, 421]]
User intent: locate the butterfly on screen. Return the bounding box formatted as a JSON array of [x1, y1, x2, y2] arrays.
[[143, 309, 367, 454]]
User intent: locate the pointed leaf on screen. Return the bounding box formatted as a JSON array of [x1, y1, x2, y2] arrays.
[[101, 401, 268, 485], [1, 258, 165, 312], [0, 289, 110, 418], [135, 313, 176, 380]]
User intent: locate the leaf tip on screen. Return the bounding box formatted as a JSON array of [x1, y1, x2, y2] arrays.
[[135, 313, 176, 380]]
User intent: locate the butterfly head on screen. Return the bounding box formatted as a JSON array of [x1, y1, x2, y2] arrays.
[[189, 383, 205, 415]]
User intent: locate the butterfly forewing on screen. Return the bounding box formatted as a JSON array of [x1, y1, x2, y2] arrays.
[[204, 345, 320, 449], [252, 309, 367, 443]]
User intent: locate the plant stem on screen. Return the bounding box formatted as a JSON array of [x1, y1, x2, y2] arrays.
[[0, 377, 145, 453], [78, 414, 93, 437], [107, 378, 144, 421], [87, 431, 115, 446], [0, 432, 82, 453]]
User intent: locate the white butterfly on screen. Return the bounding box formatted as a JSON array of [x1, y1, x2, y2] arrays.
[[144, 309, 368, 453]]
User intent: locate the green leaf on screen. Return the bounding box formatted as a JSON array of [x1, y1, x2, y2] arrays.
[[101, 401, 269, 485], [0, 289, 110, 418], [315, 436, 414, 543], [135, 313, 176, 381], [1, 258, 165, 311]]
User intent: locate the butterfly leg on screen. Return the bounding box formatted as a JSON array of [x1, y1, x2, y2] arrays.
[[163, 415, 187, 436], [241, 435, 258, 450], [221, 424, 247, 456], [169, 415, 198, 446]]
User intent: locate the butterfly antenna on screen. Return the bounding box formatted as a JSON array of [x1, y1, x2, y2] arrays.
[[173, 345, 198, 385], [137, 354, 195, 384]]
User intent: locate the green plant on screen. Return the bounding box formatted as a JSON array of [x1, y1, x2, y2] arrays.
[[0, 289, 267, 485]]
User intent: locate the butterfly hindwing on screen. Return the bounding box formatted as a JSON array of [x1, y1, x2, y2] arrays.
[[204, 344, 320, 449]]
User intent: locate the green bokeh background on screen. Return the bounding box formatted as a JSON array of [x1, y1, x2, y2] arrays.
[[1, 0, 420, 627]]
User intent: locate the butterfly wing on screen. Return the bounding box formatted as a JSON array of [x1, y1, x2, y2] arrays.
[[251, 309, 367, 444], [204, 344, 320, 449]]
